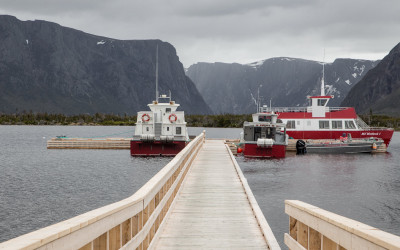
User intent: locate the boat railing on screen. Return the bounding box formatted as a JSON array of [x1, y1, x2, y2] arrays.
[[355, 116, 393, 130], [355, 115, 370, 129], [270, 106, 348, 113], [270, 107, 308, 113]]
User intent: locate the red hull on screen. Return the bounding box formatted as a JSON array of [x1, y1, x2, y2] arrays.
[[286, 129, 394, 146], [130, 141, 187, 156], [243, 143, 286, 158]]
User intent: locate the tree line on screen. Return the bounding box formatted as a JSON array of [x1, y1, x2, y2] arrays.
[[0, 111, 398, 130], [0, 112, 252, 128]]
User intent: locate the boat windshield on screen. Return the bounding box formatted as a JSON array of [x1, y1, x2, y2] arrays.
[[259, 115, 272, 122]]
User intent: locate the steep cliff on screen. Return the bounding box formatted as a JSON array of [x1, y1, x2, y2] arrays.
[[341, 43, 400, 116], [0, 15, 211, 115], [187, 58, 378, 114]]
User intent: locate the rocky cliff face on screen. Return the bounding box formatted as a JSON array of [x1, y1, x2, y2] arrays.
[[0, 15, 211, 115], [341, 43, 400, 116], [187, 57, 378, 114]]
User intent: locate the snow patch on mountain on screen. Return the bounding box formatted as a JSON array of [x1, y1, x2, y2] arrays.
[[325, 84, 340, 96], [247, 60, 265, 69]]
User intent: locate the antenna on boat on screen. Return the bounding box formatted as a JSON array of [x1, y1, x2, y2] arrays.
[[257, 84, 262, 112], [321, 49, 325, 96], [169, 90, 171, 102], [156, 45, 159, 103], [270, 99, 272, 112]]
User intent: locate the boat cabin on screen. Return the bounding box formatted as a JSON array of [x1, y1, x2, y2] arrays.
[[242, 110, 287, 145], [307, 95, 334, 117], [133, 97, 188, 142]]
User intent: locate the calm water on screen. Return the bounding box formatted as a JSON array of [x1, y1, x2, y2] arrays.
[[0, 126, 399, 248], [237, 132, 400, 248]]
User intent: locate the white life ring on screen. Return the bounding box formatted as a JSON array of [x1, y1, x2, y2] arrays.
[[141, 113, 150, 122], [169, 113, 177, 123]]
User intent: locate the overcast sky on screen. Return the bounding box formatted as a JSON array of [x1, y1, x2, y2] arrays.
[[1, 0, 400, 67]]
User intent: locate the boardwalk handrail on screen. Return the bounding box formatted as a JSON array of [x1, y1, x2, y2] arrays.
[[225, 144, 281, 250], [285, 200, 400, 250], [0, 131, 205, 250]]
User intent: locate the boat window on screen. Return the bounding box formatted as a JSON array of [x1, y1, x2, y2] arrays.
[[166, 108, 171, 113], [307, 121, 311, 126], [167, 127, 169, 131], [286, 120, 295, 129], [297, 121, 300, 125], [332, 120, 343, 129], [345, 120, 356, 129], [318, 99, 327, 106], [259, 116, 272, 122], [319, 120, 329, 129], [146, 127, 149, 132], [176, 127, 181, 135]]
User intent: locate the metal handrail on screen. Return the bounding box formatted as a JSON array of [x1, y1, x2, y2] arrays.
[[269, 106, 348, 113]]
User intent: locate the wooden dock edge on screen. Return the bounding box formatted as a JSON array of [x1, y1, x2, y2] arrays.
[[225, 144, 281, 250], [0, 132, 206, 250], [148, 138, 204, 250], [285, 200, 400, 250]]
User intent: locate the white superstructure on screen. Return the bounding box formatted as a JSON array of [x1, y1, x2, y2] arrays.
[[134, 96, 189, 142]]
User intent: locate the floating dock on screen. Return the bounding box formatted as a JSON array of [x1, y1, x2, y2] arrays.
[[47, 138, 131, 149]]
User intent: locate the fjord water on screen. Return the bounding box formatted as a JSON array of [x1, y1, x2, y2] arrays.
[[0, 126, 399, 247], [237, 133, 400, 248], [0, 126, 240, 242]]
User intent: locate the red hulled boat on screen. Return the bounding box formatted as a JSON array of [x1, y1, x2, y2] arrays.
[[240, 106, 288, 158], [271, 64, 394, 146]]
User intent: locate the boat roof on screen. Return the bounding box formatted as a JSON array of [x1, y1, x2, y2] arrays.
[[276, 107, 357, 119]]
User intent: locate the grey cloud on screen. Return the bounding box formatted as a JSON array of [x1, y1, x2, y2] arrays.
[[0, 0, 399, 67]]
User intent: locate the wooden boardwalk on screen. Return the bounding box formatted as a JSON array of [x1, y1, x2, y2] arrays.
[[151, 140, 278, 249]]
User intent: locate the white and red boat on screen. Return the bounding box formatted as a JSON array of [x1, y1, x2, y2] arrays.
[[240, 106, 288, 158], [130, 46, 189, 156], [130, 94, 189, 156], [271, 65, 394, 147]]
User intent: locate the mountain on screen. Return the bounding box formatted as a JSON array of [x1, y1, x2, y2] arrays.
[[0, 15, 211, 115], [186, 58, 378, 114], [341, 43, 400, 116]]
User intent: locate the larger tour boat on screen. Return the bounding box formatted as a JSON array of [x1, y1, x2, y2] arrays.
[[270, 64, 394, 147]]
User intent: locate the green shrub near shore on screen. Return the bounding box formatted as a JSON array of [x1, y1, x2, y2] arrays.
[[0, 112, 398, 130]]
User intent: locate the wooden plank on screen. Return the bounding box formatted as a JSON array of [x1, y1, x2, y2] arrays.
[[151, 140, 272, 249], [290, 216, 298, 240], [79, 242, 92, 250], [93, 232, 107, 250], [132, 214, 139, 237], [284, 233, 306, 250], [322, 235, 337, 250], [109, 225, 121, 250], [297, 221, 308, 248], [122, 218, 131, 246], [309, 226, 321, 250]]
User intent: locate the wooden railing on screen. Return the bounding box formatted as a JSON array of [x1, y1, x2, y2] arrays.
[[285, 200, 400, 250], [0, 132, 205, 250], [226, 144, 281, 250]]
